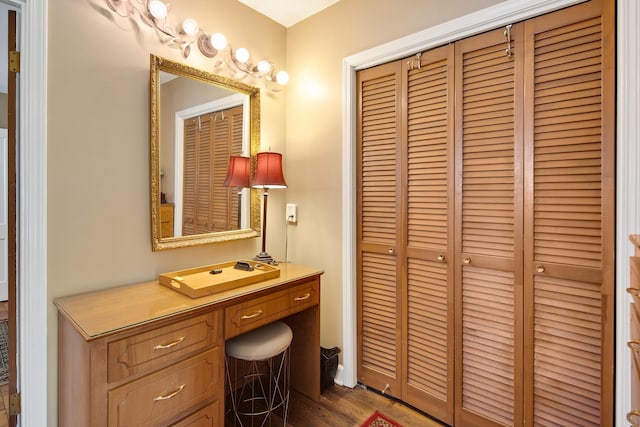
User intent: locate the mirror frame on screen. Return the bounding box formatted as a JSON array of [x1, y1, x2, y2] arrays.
[[150, 54, 261, 251]]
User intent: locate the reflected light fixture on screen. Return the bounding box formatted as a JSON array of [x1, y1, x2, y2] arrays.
[[223, 156, 251, 229], [103, 0, 289, 91], [252, 152, 287, 264]]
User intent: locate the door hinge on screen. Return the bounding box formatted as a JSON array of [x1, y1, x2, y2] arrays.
[[9, 51, 20, 73], [9, 393, 21, 415]]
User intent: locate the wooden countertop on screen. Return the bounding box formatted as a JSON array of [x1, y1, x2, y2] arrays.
[[54, 262, 323, 340]]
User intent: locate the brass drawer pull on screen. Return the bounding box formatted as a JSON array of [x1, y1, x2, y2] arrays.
[[294, 293, 311, 301], [154, 384, 185, 401], [536, 265, 545, 273], [240, 310, 263, 320], [628, 288, 640, 297], [437, 255, 445, 262], [153, 336, 185, 350], [627, 409, 640, 425], [463, 257, 471, 265], [628, 340, 640, 353]]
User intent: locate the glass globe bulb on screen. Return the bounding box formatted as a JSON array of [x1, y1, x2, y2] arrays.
[[235, 48, 250, 64], [257, 60, 271, 74], [276, 70, 289, 85], [182, 18, 199, 36], [210, 33, 227, 50], [147, 0, 167, 19]]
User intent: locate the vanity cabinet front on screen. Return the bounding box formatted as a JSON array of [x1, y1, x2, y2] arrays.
[[55, 263, 323, 427], [58, 310, 224, 427]]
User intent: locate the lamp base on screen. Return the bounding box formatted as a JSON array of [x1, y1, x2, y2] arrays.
[[254, 252, 277, 265]]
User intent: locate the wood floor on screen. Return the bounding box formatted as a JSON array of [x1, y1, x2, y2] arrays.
[[286, 384, 445, 427]]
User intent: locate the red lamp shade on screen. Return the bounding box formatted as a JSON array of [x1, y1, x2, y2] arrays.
[[223, 156, 251, 188], [252, 152, 287, 189]]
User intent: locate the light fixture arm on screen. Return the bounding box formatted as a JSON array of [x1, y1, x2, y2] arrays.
[[102, 0, 289, 91]]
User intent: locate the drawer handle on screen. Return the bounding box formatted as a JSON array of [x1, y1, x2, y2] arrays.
[[463, 257, 471, 265], [153, 336, 185, 350], [536, 265, 545, 273], [240, 310, 263, 320], [627, 409, 640, 425], [437, 254, 445, 262], [154, 384, 185, 401], [294, 293, 311, 301], [628, 288, 640, 297], [628, 340, 640, 353]]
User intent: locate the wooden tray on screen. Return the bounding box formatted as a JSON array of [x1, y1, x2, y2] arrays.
[[159, 260, 280, 298]]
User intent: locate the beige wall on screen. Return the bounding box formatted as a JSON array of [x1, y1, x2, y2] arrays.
[[47, 0, 504, 423], [285, 0, 502, 352], [47, 0, 285, 423]]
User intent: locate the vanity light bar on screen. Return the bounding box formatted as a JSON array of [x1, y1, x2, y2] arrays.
[[103, 0, 289, 91]]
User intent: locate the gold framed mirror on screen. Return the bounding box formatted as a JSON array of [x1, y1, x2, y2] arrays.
[[150, 54, 261, 251]]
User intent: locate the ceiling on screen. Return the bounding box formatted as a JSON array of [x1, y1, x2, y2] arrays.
[[237, 0, 341, 27]]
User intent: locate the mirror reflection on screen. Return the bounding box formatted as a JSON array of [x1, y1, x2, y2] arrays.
[[150, 55, 261, 251]]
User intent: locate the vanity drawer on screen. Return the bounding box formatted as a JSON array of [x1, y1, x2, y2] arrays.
[[108, 347, 222, 427], [108, 311, 221, 383], [225, 279, 319, 338], [173, 400, 220, 427]]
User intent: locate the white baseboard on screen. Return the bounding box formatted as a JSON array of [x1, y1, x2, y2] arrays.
[[333, 363, 348, 387]]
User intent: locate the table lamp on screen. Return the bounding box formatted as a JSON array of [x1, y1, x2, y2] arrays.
[[252, 152, 287, 264], [223, 156, 251, 229]]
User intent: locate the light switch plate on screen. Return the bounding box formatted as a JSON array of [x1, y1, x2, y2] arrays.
[[286, 203, 297, 223]]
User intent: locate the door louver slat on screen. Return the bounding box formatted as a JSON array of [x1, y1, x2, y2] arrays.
[[407, 259, 448, 400], [533, 276, 602, 427], [361, 253, 397, 378], [461, 266, 515, 426], [361, 74, 398, 245]]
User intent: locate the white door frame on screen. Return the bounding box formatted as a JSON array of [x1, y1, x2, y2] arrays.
[[341, 0, 637, 424], [8, 0, 48, 426]]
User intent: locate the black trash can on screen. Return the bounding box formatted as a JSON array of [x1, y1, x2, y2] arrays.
[[320, 346, 341, 392]]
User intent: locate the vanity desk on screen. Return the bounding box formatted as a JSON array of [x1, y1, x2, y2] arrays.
[[55, 263, 322, 426]]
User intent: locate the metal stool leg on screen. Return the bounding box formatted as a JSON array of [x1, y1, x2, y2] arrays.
[[226, 346, 290, 427]]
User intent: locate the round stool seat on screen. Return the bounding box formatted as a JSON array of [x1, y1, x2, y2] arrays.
[[226, 321, 293, 361]]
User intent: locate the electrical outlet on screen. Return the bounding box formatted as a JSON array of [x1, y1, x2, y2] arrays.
[[286, 203, 297, 223]]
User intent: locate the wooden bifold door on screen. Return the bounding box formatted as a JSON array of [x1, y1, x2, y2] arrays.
[[182, 105, 244, 235], [356, 0, 614, 426]]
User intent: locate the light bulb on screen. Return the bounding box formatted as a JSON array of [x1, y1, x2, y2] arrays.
[[276, 70, 289, 85], [147, 0, 167, 19], [257, 60, 271, 74], [211, 33, 227, 50], [181, 18, 199, 36], [235, 48, 250, 64]]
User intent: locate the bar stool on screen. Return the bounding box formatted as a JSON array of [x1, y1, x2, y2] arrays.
[[225, 321, 293, 427]]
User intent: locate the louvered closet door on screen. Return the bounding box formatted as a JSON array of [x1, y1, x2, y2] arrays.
[[357, 61, 403, 397], [195, 115, 213, 234], [183, 118, 197, 235], [454, 25, 524, 427], [523, 0, 614, 425], [211, 106, 244, 232], [212, 113, 231, 232], [403, 45, 455, 424]]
